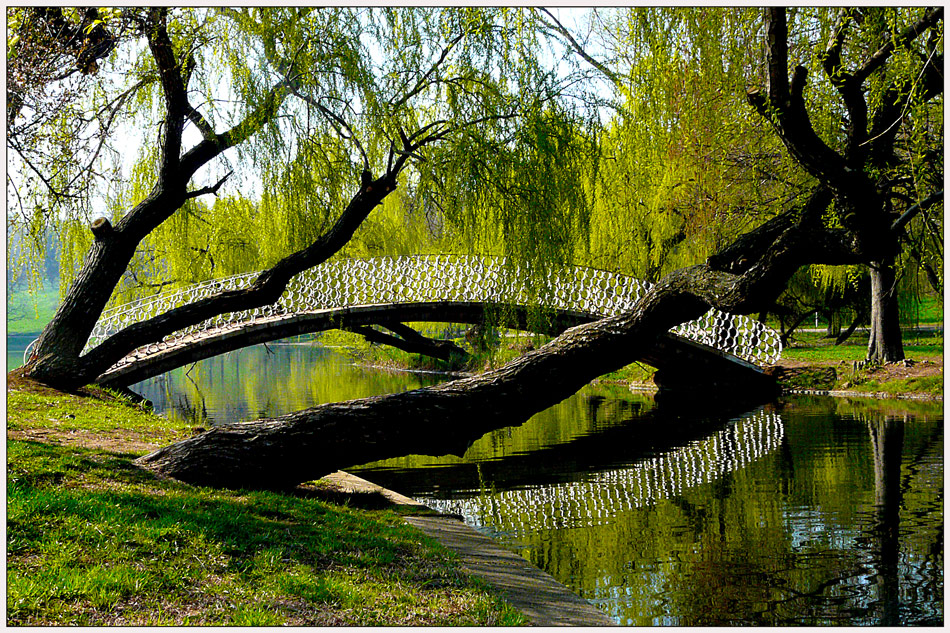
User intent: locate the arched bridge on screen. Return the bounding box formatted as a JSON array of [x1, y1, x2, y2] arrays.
[[35, 256, 782, 388]]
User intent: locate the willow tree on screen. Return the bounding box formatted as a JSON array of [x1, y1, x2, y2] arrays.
[[9, 7, 943, 490], [570, 8, 807, 282], [559, 7, 943, 360], [8, 7, 602, 389]]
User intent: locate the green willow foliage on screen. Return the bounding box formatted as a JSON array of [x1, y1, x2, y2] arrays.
[[9, 7, 940, 320], [576, 8, 803, 281], [8, 7, 603, 307]]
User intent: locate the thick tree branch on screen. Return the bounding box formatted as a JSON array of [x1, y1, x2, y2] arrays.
[[75, 174, 399, 384], [347, 323, 469, 363], [854, 7, 944, 84], [144, 8, 187, 177], [890, 190, 943, 233], [865, 47, 943, 166], [820, 9, 868, 164], [765, 8, 789, 108]]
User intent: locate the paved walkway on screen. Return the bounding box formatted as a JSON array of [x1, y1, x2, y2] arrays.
[[324, 471, 615, 627]]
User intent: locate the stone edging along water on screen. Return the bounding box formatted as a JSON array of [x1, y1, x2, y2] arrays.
[[784, 388, 942, 401], [322, 471, 615, 627]]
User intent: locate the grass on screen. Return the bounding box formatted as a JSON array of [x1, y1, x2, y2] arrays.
[[7, 283, 60, 335], [781, 329, 943, 363], [908, 294, 943, 324], [840, 374, 943, 396], [6, 383, 527, 626]]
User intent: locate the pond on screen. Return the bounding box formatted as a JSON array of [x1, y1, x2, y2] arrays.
[[7, 338, 943, 625]]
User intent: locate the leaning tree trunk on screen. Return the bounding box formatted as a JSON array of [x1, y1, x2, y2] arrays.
[[138, 185, 852, 490], [867, 256, 905, 363]]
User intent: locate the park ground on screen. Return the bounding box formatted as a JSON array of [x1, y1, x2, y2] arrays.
[[5, 288, 942, 624], [6, 375, 527, 626]]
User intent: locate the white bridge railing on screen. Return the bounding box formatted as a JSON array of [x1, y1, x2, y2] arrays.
[[46, 255, 780, 366]]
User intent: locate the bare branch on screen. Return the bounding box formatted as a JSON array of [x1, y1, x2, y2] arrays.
[[749, 9, 851, 196], [186, 105, 217, 141], [890, 190, 944, 233], [7, 139, 83, 200], [820, 9, 868, 161], [765, 8, 789, 108], [289, 86, 370, 170], [185, 170, 233, 200], [536, 8, 621, 87], [854, 7, 944, 84], [390, 31, 466, 110]]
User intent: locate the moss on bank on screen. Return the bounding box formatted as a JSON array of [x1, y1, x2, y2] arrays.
[[6, 381, 526, 626]]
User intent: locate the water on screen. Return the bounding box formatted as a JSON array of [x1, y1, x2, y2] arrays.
[[7, 338, 943, 625], [7, 333, 36, 371]]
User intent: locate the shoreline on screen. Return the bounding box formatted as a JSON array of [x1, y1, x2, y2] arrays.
[[354, 359, 944, 402]]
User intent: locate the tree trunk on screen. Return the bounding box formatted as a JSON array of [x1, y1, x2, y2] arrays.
[[137, 266, 716, 489], [834, 308, 865, 345], [137, 188, 859, 490], [867, 257, 904, 362]]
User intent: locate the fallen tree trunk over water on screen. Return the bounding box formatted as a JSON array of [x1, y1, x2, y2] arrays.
[[138, 202, 846, 489]]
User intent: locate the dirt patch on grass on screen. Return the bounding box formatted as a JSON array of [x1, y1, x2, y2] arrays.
[[773, 356, 942, 383], [768, 356, 943, 398], [7, 375, 193, 454], [7, 427, 170, 455], [774, 355, 943, 375]]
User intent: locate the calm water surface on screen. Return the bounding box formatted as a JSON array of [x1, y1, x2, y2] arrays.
[[8, 339, 943, 625]]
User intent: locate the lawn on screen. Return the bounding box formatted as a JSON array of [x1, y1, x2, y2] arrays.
[[781, 328, 943, 363], [6, 383, 526, 626], [7, 283, 60, 334]]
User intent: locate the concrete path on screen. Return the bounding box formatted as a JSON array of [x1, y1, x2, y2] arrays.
[[325, 471, 614, 626], [405, 515, 615, 626]]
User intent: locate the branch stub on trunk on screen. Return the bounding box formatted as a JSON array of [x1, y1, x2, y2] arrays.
[[90, 217, 113, 239]]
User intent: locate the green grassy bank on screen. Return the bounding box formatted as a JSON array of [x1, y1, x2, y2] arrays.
[[7, 283, 60, 335], [6, 381, 526, 626]]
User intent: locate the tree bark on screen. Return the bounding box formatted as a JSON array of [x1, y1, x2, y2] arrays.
[[347, 323, 469, 363], [867, 256, 904, 362], [136, 200, 863, 490], [834, 308, 866, 346]]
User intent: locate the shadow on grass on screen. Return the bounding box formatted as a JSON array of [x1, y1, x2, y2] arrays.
[[8, 439, 489, 625]]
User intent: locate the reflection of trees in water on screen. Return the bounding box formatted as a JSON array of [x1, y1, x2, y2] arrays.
[[132, 343, 441, 425], [420, 402, 941, 627], [662, 413, 942, 627], [868, 417, 902, 626]]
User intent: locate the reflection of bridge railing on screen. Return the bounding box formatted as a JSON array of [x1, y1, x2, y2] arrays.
[[52, 256, 780, 365], [421, 409, 785, 533]]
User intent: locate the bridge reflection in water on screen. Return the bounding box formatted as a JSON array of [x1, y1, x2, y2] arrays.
[[421, 409, 784, 533]]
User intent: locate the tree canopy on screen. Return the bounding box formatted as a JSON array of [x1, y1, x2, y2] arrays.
[[7, 6, 943, 391]]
